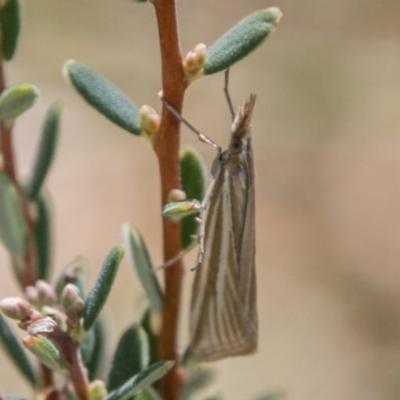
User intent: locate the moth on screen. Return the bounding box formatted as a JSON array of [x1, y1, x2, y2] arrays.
[[163, 75, 258, 362]]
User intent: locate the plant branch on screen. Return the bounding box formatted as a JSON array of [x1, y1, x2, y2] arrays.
[[0, 5, 37, 288], [152, 0, 187, 399], [51, 328, 88, 400]]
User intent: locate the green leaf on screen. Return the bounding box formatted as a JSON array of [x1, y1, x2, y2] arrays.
[[64, 60, 141, 135], [33, 191, 52, 281], [0, 82, 39, 122], [80, 329, 95, 365], [162, 200, 201, 221], [180, 366, 214, 400], [0, 171, 26, 256], [23, 332, 66, 372], [204, 7, 282, 75], [4, 395, 26, 400], [123, 224, 163, 313], [180, 147, 206, 249], [0, 313, 37, 386], [86, 318, 107, 381], [253, 392, 287, 400], [25, 102, 62, 200], [106, 361, 174, 400], [83, 245, 124, 331], [1, 0, 20, 61], [140, 309, 158, 366], [107, 325, 149, 392], [200, 397, 222, 400], [134, 387, 162, 400], [4, 397, 29, 400]]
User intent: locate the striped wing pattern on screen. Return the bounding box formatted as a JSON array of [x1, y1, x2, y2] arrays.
[[189, 96, 257, 362]]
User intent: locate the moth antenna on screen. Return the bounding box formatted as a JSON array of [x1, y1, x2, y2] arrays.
[[161, 97, 221, 151], [224, 68, 235, 121]]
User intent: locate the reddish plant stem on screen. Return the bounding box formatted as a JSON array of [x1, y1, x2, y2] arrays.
[[51, 328, 88, 400], [41, 364, 54, 389], [0, 121, 17, 180], [153, 0, 187, 399], [68, 348, 89, 400], [0, 7, 37, 288]]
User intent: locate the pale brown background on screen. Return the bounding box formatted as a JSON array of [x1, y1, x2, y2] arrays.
[[1, 0, 400, 399]]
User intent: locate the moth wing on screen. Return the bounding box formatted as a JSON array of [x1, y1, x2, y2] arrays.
[[190, 161, 257, 362], [231, 142, 258, 340]]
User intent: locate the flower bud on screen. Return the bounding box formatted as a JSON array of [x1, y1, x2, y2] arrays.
[[42, 306, 65, 327], [168, 189, 187, 202], [88, 380, 107, 400], [36, 280, 56, 306], [25, 286, 40, 307], [183, 43, 207, 83], [61, 283, 82, 310], [0, 297, 32, 320], [150, 310, 162, 336], [140, 105, 161, 144]]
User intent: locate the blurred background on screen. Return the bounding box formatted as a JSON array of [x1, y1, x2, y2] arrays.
[[1, 0, 400, 398]]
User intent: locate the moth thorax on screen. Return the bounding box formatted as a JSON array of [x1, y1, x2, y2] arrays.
[[229, 135, 244, 155]]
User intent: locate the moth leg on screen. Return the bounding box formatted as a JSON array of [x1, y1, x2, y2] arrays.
[[155, 240, 198, 271], [193, 175, 219, 270]]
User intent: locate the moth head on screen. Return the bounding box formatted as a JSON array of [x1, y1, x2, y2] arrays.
[[229, 94, 256, 153]]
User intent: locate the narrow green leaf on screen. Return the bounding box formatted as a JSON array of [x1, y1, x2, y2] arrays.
[[23, 333, 66, 372], [0, 82, 39, 122], [4, 397, 28, 400], [1, 0, 20, 61], [83, 245, 125, 331], [107, 325, 149, 392], [204, 7, 282, 75], [80, 329, 95, 365], [162, 200, 201, 221], [0, 313, 37, 386], [66, 388, 78, 400], [180, 366, 214, 400], [106, 361, 174, 400], [64, 60, 141, 135], [180, 147, 206, 249], [140, 309, 158, 366], [33, 191, 52, 281], [134, 387, 162, 400], [200, 396, 222, 400], [122, 224, 163, 313], [253, 392, 287, 400], [25, 102, 62, 200], [0, 171, 26, 256], [86, 318, 107, 381]]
